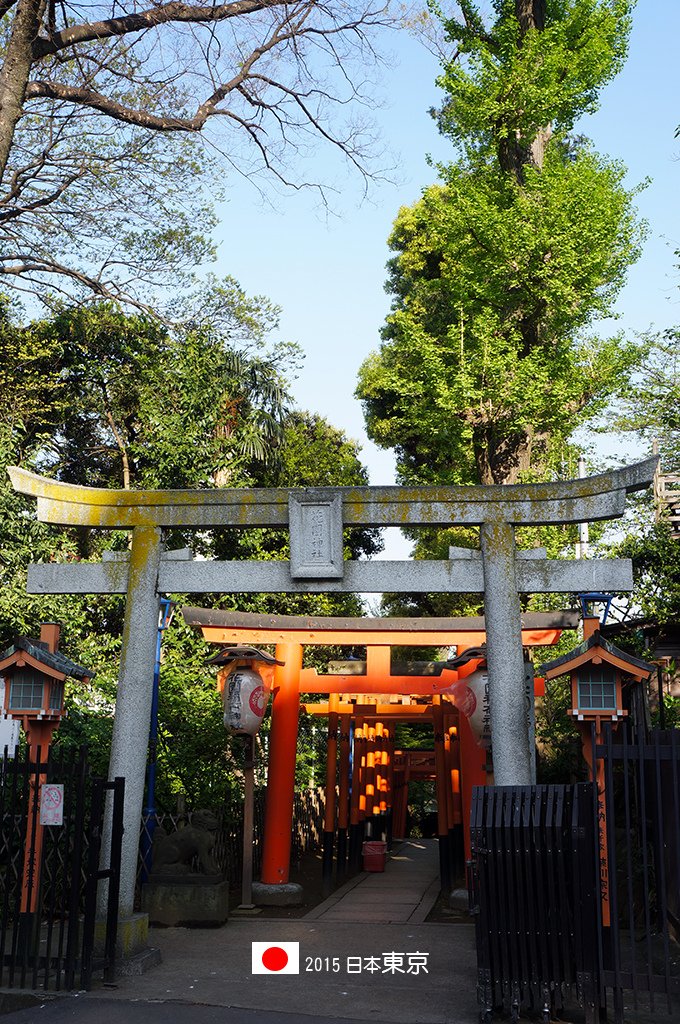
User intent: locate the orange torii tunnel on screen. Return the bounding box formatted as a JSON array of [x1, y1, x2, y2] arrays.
[[183, 608, 576, 902]]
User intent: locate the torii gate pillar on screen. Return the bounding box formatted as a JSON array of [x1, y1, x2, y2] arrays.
[[255, 642, 303, 904], [98, 526, 162, 917], [480, 522, 532, 784]]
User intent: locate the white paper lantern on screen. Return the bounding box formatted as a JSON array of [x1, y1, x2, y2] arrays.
[[449, 670, 491, 748], [223, 666, 271, 735]]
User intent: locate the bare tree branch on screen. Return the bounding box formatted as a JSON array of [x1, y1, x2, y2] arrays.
[[33, 0, 295, 58], [0, 0, 393, 306], [25, 79, 207, 129]]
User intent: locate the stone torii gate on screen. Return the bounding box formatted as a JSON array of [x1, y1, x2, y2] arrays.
[[8, 457, 656, 917]]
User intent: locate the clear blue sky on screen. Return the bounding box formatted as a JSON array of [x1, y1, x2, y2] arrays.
[[212, 5, 680, 495]]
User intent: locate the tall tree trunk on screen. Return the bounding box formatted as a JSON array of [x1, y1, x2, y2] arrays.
[[515, 0, 545, 35], [530, 124, 552, 170], [474, 424, 536, 485], [105, 409, 132, 488], [497, 0, 549, 183], [491, 0, 557, 464], [497, 134, 529, 186], [0, 0, 45, 182]]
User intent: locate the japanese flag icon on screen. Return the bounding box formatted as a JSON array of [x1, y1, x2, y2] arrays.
[[252, 941, 300, 974]]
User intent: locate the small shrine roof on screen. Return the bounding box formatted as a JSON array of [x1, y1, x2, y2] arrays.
[[540, 630, 653, 680], [0, 637, 93, 680]]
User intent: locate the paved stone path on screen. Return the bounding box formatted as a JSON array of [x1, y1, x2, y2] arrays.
[[304, 839, 441, 924], [80, 836, 477, 1024]]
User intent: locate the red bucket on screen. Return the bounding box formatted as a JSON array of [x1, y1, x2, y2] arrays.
[[362, 840, 387, 872]]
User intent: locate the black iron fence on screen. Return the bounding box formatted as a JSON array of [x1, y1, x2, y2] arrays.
[[468, 783, 598, 1023], [594, 724, 680, 1021], [468, 726, 680, 1023], [0, 745, 124, 992]]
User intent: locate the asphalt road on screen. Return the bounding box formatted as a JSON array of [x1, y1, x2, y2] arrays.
[[3, 996, 384, 1024]]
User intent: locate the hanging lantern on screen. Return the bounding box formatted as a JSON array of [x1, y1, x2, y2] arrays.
[[224, 665, 270, 735], [210, 646, 284, 736], [450, 670, 491, 748]]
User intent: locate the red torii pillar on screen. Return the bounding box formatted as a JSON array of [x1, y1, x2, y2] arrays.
[[337, 715, 351, 876], [444, 712, 464, 874], [383, 725, 395, 844], [349, 716, 366, 870], [321, 693, 339, 896], [432, 697, 452, 891], [258, 642, 303, 900], [459, 712, 486, 862]]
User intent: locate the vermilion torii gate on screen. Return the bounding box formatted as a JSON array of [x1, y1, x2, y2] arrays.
[[8, 457, 655, 917], [182, 607, 575, 900]]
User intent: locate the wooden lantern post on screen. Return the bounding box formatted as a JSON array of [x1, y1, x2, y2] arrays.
[[541, 617, 654, 927], [0, 623, 92, 945], [212, 645, 283, 909]]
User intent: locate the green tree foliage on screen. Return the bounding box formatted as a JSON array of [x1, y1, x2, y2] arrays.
[[614, 519, 680, 628], [266, 411, 373, 489], [0, 295, 377, 808], [613, 330, 680, 470], [357, 0, 645, 487], [535, 671, 582, 782], [4, 293, 289, 493]]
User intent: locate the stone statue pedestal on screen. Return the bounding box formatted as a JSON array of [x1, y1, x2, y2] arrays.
[[141, 875, 229, 927]]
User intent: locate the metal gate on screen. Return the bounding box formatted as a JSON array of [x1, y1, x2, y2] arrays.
[[0, 745, 124, 991], [594, 725, 680, 1021], [469, 727, 680, 1022], [468, 783, 599, 1022]]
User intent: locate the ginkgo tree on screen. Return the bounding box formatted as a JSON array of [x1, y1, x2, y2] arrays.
[[357, 0, 646, 487]]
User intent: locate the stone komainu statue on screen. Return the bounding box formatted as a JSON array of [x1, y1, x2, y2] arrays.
[[150, 809, 221, 878]]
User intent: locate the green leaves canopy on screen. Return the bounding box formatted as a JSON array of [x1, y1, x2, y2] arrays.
[[358, 145, 644, 485], [3, 292, 289, 492], [357, 0, 645, 486], [0, 294, 377, 807], [437, 0, 633, 161]]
